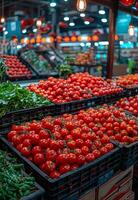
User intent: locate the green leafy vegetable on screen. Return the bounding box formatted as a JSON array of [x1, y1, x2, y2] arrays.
[[0, 82, 52, 117], [0, 58, 7, 82], [0, 149, 35, 200]]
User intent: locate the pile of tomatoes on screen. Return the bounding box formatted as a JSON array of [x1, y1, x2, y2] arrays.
[[1, 55, 32, 78], [7, 106, 138, 179], [115, 96, 138, 116], [27, 73, 123, 104], [116, 74, 138, 88]]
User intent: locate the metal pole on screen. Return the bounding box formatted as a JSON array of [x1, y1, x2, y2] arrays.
[[106, 0, 119, 79]]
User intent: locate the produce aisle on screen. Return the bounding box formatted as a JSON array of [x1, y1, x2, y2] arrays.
[[0, 0, 138, 199]]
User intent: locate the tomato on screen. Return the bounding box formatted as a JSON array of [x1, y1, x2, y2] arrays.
[[39, 139, 50, 148], [32, 146, 42, 155], [59, 164, 71, 174], [50, 171, 61, 179], [92, 150, 101, 159], [77, 155, 85, 165], [12, 135, 21, 146], [16, 144, 23, 151], [75, 139, 84, 148], [81, 146, 89, 155], [67, 140, 76, 149], [46, 150, 57, 161], [105, 143, 114, 151], [39, 130, 49, 139], [56, 154, 67, 165], [50, 140, 59, 150], [67, 153, 77, 164], [42, 161, 56, 174], [101, 135, 110, 144], [85, 153, 95, 162], [84, 139, 92, 148], [22, 139, 32, 147], [34, 153, 45, 165], [100, 147, 108, 155], [30, 134, 40, 145], [8, 131, 17, 141], [20, 147, 31, 157]]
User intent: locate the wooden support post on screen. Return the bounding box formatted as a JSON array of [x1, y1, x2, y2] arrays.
[[106, 0, 119, 79]]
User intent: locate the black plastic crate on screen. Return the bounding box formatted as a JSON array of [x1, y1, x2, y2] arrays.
[[0, 136, 121, 200], [22, 183, 45, 200], [121, 142, 138, 170], [112, 140, 138, 170], [0, 91, 125, 134], [0, 141, 45, 200]]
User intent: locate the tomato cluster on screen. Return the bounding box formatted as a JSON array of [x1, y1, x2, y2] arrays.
[[7, 106, 138, 179], [116, 74, 138, 88], [27, 73, 123, 104], [0, 55, 32, 78], [116, 96, 138, 116]]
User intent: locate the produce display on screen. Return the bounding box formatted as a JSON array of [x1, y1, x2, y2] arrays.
[[115, 74, 138, 88], [0, 55, 32, 79], [27, 72, 123, 103], [0, 149, 35, 200], [7, 105, 138, 179], [75, 51, 93, 65], [0, 82, 51, 117], [115, 96, 138, 116], [21, 50, 50, 75], [0, 58, 6, 82]]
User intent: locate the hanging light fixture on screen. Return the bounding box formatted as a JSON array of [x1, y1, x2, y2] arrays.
[[1, 0, 5, 24], [128, 18, 135, 36], [77, 0, 87, 12], [36, 19, 42, 27]]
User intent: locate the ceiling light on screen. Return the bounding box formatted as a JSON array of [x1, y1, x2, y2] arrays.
[[80, 13, 86, 17], [99, 10, 105, 15], [22, 29, 27, 34], [1, 17, 5, 23], [128, 23, 135, 36], [36, 20, 42, 27], [3, 27, 6, 31], [33, 28, 37, 33], [64, 16, 69, 21], [101, 18, 107, 23], [84, 21, 90, 25], [77, 0, 87, 12], [4, 31, 8, 35], [69, 22, 75, 26], [64, 0, 68, 1], [50, 2, 56, 7]]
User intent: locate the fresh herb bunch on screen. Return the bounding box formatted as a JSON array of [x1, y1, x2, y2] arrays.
[[58, 63, 73, 78], [64, 56, 75, 64], [0, 82, 52, 117], [0, 58, 7, 82], [0, 150, 35, 200]]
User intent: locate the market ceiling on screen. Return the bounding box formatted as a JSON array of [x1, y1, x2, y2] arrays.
[[0, 0, 109, 31]]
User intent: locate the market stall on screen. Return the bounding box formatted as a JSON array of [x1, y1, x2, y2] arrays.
[[0, 0, 138, 200]]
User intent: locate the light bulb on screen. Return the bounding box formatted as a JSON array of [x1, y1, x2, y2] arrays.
[[84, 21, 90, 25], [77, 0, 87, 12], [1, 17, 5, 23], [64, 16, 69, 21], [22, 29, 27, 34], [80, 13, 86, 17], [50, 2, 56, 7], [101, 18, 107, 23], [36, 20, 42, 27], [69, 22, 75, 26], [33, 28, 37, 33], [99, 10, 105, 15], [128, 24, 135, 36]]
